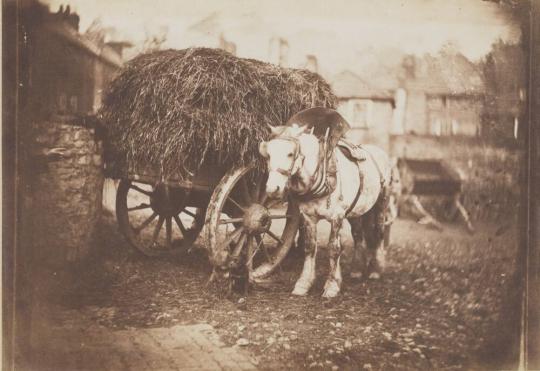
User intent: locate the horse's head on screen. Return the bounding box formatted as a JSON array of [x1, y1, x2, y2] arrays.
[[259, 124, 318, 199]]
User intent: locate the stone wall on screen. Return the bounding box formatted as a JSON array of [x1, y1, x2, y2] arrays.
[[31, 115, 104, 266]]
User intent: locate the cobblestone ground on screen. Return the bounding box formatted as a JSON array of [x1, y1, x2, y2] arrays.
[[27, 303, 259, 371]]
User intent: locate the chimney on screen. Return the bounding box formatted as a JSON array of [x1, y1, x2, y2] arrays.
[[402, 55, 416, 80], [67, 12, 80, 31], [219, 33, 236, 56], [269, 37, 289, 67], [305, 54, 318, 73], [53, 4, 80, 31]]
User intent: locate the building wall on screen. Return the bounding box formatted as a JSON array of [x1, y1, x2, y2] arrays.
[[403, 90, 482, 137], [426, 96, 482, 136], [403, 90, 427, 135], [20, 13, 120, 266], [337, 98, 394, 151], [32, 27, 119, 117]]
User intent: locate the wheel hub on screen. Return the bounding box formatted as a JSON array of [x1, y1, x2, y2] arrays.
[[243, 204, 271, 234], [150, 185, 186, 217]]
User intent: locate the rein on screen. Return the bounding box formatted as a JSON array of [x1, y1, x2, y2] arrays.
[[270, 133, 387, 217], [272, 132, 334, 201], [272, 136, 305, 177]]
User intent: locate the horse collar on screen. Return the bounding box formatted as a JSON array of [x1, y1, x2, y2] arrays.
[[295, 140, 334, 201]]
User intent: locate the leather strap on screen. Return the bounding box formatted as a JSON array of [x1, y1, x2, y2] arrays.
[[344, 147, 385, 217], [345, 161, 364, 216]]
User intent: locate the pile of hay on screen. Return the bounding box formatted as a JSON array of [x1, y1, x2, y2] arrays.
[[100, 47, 336, 180]]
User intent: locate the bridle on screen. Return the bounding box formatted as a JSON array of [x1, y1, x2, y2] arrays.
[[267, 130, 385, 216], [269, 131, 332, 200], [271, 136, 305, 178]]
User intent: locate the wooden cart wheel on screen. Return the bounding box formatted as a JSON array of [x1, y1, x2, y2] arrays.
[[116, 179, 205, 257], [205, 165, 300, 282]]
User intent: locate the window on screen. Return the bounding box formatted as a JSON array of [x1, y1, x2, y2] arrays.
[[430, 118, 442, 136], [349, 99, 372, 129], [451, 119, 459, 135]]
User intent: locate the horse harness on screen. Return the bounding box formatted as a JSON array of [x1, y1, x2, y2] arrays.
[[274, 133, 385, 217], [342, 143, 386, 216]]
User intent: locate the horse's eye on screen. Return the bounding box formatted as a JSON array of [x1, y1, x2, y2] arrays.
[[287, 153, 293, 158]]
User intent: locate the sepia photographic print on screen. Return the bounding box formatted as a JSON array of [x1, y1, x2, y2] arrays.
[[3, 0, 539, 370]]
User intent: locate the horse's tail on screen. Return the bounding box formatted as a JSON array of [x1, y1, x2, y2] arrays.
[[384, 158, 402, 226], [380, 158, 402, 248]]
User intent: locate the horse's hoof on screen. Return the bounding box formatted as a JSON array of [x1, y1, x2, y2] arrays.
[[322, 281, 341, 298], [292, 282, 310, 296], [368, 272, 381, 280]]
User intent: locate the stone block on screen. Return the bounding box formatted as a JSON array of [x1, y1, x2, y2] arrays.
[[77, 156, 91, 165], [61, 133, 73, 144], [74, 140, 87, 148], [92, 155, 103, 166]]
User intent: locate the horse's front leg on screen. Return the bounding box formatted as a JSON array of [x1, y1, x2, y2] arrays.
[[292, 215, 318, 296], [322, 218, 344, 298]]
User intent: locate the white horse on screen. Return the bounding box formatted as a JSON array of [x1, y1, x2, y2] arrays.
[[259, 124, 393, 298]]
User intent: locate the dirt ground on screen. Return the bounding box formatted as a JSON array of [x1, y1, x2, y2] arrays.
[[39, 212, 519, 370]]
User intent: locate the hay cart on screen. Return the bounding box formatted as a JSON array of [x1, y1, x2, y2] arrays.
[[114, 162, 301, 281], [397, 158, 474, 233], [103, 48, 337, 282]]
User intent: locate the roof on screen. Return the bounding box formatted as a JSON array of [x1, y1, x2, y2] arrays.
[[331, 70, 394, 100], [405, 52, 485, 96], [44, 22, 123, 68]]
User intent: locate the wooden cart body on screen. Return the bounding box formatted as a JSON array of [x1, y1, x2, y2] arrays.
[[397, 158, 462, 196], [111, 157, 301, 283], [397, 158, 474, 232]]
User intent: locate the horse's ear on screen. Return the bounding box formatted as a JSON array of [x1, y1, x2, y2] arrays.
[[268, 125, 286, 137], [259, 141, 269, 158]]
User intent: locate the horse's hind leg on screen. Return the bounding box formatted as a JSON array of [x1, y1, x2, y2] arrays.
[[322, 218, 344, 298], [362, 195, 389, 279], [292, 215, 318, 296], [348, 216, 367, 279]]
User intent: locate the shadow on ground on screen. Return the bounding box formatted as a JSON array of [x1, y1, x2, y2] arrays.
[[28, 211, 520, 370]]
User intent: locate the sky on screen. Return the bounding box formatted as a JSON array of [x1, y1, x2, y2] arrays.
[[42, 0, 521, 76]]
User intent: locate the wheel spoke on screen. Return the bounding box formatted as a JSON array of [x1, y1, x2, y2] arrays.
[[128, 203, 151, 212], [245, 236, 254, 269], [165, 217, 172, 248], [255, 233, 273, 263], [228, 197, 246, 212], [135, 212, 158, 234], [130, 184, 152, 196], [182, 209, 196, 218], [266, 230, 284, 245], [253, 176, 262, 203], [269, 214, 291, 220], [221, 227, 244, 252], [174, 215, 187, 235], [219, 217, 244, 225], [239, 178, 252, 205], [259, 193, 268, 206], [149, 216, 165, 249], [232, 233, 247, 257]]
